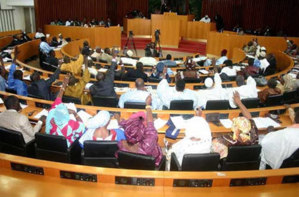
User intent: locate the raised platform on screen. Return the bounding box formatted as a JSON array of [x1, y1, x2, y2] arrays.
[[121, 34, 206, 55]]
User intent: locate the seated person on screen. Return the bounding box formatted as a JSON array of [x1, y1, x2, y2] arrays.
[[243, 41, 256, 56], [244, 58, 259, 76], [139, 51, 158, 66], [0, 55, 7, 91], [49, 36, 62, 47], [264, 53, 276, 75], [35, 28, 45, 39], [227, 75, 257, 108], [150, 63, 171, 83], [157, 75, 198, 109], [196, 72, 224, 108], [204, 49, 228, 66], [28, 65, 61, 100], [20, 31, 32, 43], [276, 74, 296, 93], [167, 108, 212, 166], [124, 62, 148, 82], [39, 36, 54, 55], [9, 35, 22, 47], [144, 42, 158, 58], [258, 51, 270, 74], [161, 54, 176, 67], [60, 49, 85, 76], [90, 58, 117, 97], [0, 95, 45, 143], [44, 50, 59, 72], [7, 47, 28, 96], [117, 95, 163, 167], [45, 75, 85, 147], [220, 60, 237, 78], [212, 92, 258, 158], [100, 48, 113, 64], [91, 47, 103, 62], [64, 58, 91, 104], [79, 110, 126, 147], [200, 15, 211, 23], [260, 107, 299, 169], [118, 78, 152, 108], [258, 78, 281, 103]]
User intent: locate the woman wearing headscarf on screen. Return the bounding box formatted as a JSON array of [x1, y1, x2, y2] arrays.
[[277, 74, 296, 93], [45, 75, 85, 147], [117, 95, 163, 166], [212, 91, 258, 158], [79, 110, 126, 147], [167, 108, 212, 166]]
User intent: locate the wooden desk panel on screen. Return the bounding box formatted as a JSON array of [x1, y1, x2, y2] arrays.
[[94, 26, 121, 48], [125, 18, 151, 37], [0, 36, 13, 49], [0, 29, 22, 37], [186, 22, 216, 41]]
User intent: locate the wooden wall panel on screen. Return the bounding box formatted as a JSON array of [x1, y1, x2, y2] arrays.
[[201, 0, 299, 37], [35, 0, 148, 31]]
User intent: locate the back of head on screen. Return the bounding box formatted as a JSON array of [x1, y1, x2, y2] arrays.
[[49, 50, 55, 57], [13, 70, 23, 80], [52, 36, 57, 42], [236, 75, 245, 86], [30, 71, 41, 82], [248, 58, 254, 66], [68, 75, 79, 86], [248, 41, 253, 46], [104, 48, 110, 54], [223, 59, 233, 67], [221, 49, 228, 56], [267, 78, 277, 89], [96, 72, 105, 81], [166, 54, 172, 60], [4, 95, 20, 111], [63, 56, 70, 63], [83, 41, 89, 47], [176, 79, 185, 91], [41, 36, 46, 42], [135, 78, 144, 90], [136, 62, 143, 71]]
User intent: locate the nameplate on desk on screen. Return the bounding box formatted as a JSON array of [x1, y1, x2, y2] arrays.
[[11, 162, 44, 175], [115, 176, 155, 186], [230, 177, 267, 186], [173, 179, 213, 187], [282, 175, 299, 184], [60, 170, 97, 182]]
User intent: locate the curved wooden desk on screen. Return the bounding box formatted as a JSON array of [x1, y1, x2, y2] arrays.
[[0, 153, 298, 196], [0, 30, 22, 38]]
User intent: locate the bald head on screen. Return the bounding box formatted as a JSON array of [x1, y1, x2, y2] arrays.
[[135, 78, 145, 90]]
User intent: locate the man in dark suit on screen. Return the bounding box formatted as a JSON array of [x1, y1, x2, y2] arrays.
[[124, 62, 148, 82]]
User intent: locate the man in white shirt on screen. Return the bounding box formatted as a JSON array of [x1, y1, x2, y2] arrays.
[[259, 51, 270, 74], [35, 28, 45, 39], [0, 96, 45, 143], [91, 47, 103, 62], [196, 73, 224, 108], [168, 108, 212, 166], [119, 78, 156, 108], [226, 75, 258, 108], [157, 75, 198, 109], [199, 15, 211, 23], [220, 60, 237, 77], [138, 54, 158, 66], [39, 36, 54, 55], [204, 49, 228, 66]]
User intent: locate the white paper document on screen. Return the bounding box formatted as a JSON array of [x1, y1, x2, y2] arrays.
[[23, 75, 31, 81], [220, 119, 233, 129], [3, 57, 12, 62], [170, 116, 186, 129], [98, 68, 108, 72], [198, 69, 209, 74], [34, 109, 49, 119], [20, 103, 28, 109], [0, 98, 3, 104], [64, 103, 77, 112], [252, 117, 281, 129], [154, 118, 168, 130]]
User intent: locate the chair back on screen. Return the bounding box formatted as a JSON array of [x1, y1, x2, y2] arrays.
[[118, 151, 156, 170], [169, 100, 193, 110], [0, 127, 27, 156], [280, 148, 299, 168], [283, 90, 298, 104], [62, 96, 81, 104], [82, 140, 118, 167], [35, 133, 69, 163], [222, 145, 261, 171], [124, 102, 146, 109], [241, 98, 260, 108], [264, 94, 283, 107], [92, 96, 119, 107], [181, 153, 220, 171], [206, 100, 229, 110]]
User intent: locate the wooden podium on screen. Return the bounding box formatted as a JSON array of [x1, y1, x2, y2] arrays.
[[151, 13, 194, 48]]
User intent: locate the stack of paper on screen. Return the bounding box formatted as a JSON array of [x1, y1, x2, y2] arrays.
[[220, 119, 233, 128], [34, 109, 49, 119], [154, 118, 168, 130], [3, 57, 12, 62], [170, 116, 186, 129], [198, 69, 209, 74], [252, 117, 281, 129], [98, 68, 108, 72]]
